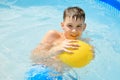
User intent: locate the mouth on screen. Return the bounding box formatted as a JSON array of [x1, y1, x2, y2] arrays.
[[70, 34, 78, 38]]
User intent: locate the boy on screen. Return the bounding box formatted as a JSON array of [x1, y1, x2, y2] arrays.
[[32, 6, 86, 63], [26, 6, 88, 80]]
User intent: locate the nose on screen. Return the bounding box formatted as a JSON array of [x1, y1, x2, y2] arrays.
[[71, 29, 77, 33]]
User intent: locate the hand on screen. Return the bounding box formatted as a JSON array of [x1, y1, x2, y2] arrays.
[[89, 46, 95, 59], [57, 39, 80, 54]]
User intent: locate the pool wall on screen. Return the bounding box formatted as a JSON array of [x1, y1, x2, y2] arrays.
[[100, 0, 120, 10]]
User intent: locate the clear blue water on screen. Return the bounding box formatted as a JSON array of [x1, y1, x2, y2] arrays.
[[0, 0, 120, 80]]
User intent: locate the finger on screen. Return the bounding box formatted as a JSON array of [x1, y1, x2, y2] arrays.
[[63, 48, 73, 54], [64, 45, 79, 50], [89, 46, 94, 52], [66, 43, 80, 47], [67, 40, 79, 43]]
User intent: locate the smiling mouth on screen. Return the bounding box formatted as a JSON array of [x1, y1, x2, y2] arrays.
[[70, 34, 77, 37]]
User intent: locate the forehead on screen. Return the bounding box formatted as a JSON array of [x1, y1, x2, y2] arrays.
[[64, 16, 84, 24]]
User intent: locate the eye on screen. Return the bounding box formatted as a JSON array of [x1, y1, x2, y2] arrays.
[[77, 25, 82, 27], [68, 24, 72, 28]]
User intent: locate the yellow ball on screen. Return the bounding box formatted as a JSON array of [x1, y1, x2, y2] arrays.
[[58, 40, 94, 68]]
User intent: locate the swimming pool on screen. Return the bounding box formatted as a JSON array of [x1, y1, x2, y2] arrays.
[[0, 0, 120, 80]]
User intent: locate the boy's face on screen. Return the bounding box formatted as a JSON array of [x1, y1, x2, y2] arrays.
[[61, 17, 86, 40]]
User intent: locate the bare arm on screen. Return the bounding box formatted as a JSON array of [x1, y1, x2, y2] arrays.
[[31, 30, 61, 63], [31, 30, 80, 64]]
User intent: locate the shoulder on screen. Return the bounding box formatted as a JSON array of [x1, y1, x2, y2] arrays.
[[45, 30, 61, 38], [47, 30, 60, 36], [80, 38, 91, 43], [41, 30, 61, 43]]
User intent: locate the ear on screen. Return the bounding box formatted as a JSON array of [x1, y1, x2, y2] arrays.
[[83, 23, 86, 31], [61, 22, 64, 29]]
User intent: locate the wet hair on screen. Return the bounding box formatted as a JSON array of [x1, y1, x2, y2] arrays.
[[63, 6, 85, 21]]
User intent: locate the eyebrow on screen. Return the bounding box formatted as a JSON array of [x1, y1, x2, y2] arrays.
[[67, 23, 72, 25], [67, 23, 83, 25], [77, 24, 83, 26]]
